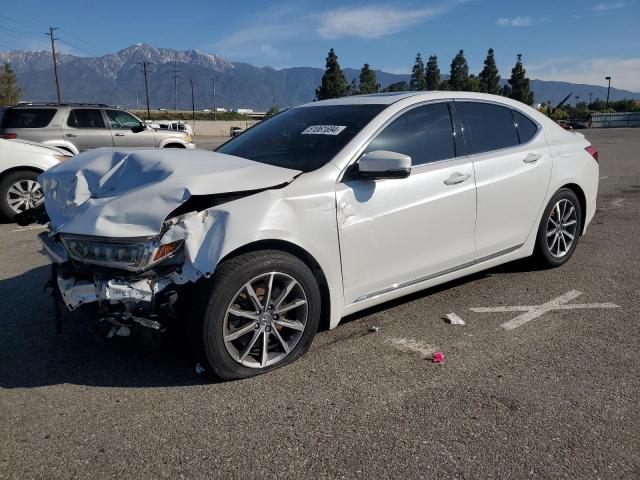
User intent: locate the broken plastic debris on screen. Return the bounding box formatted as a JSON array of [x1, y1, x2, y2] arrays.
[[443, 312, 465, 325], [367, 324, 380, 333], [432, 352, 445, 363], [195, 363, 206, 375]]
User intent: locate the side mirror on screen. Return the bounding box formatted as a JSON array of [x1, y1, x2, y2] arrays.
[[131, 124, 147, 133], [356, 150, 411, 179]]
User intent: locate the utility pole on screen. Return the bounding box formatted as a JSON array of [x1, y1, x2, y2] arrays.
[[138, 61, 152, 120], [46, 27, 62, 104], [587, 92, 593, 106], [605, 76, 611, 112], [172, 61, 180, 112], [190, 78, 195, 122], [212, 75, 216, 120]]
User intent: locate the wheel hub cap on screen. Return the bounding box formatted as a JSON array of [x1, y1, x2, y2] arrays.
[[546, 198, 578, 258]]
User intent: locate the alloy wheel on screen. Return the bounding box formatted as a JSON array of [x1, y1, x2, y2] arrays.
[[7, 179, 44, 214], [546, 198, 578, 258], [223, 272, 308, 369]]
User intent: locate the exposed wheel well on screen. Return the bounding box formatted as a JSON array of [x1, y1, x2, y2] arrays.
[[163, 143, 186, 148], [0, 166, 44, 182], [218, 240, 332, 331], [55, 146, 74, 155], [561, 183, 587, 235]]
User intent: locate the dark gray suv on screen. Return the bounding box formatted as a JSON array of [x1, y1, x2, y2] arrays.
[[0, 103, 195, 154]]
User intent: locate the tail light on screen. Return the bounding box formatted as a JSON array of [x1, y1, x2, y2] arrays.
[[0, 133, 17, 139], [585, 145, 598, 163]]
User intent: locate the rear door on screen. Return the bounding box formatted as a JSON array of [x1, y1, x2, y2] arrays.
[[63, 108, 113, 151], [456, 101, 552, 260], [105, 109, 157, 148]]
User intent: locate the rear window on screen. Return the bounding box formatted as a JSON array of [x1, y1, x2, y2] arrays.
[[457, 101, 519, 154], [67, 109, 106, 129], [216, 104, 386, 172], [1, 108, 56, 128]]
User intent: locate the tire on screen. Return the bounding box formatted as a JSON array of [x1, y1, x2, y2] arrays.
[[190, 250, 321, 380], [533, 187, 583, 268], [0, 170, 44, 221]]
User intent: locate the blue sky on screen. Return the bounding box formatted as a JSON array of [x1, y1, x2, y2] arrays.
[[1, 0, 639, 91]]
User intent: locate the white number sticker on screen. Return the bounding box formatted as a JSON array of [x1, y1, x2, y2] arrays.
[[301, 125, 347, 135]]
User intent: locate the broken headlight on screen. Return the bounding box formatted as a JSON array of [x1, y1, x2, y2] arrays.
[[59, 234, 183, 272]]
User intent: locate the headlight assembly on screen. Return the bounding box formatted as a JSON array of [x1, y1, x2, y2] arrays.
[[59, 234, 183, 272]]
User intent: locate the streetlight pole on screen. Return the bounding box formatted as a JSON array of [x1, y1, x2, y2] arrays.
[[605, 76, 611, 112]]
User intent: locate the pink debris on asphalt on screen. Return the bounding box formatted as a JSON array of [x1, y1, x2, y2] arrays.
[[432, 352, 445, 363]]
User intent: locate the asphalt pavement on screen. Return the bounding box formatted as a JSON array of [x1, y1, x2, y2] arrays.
[[0, 128, 638, 479]]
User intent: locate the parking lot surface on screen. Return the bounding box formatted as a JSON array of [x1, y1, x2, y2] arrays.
[[1, 129, 639, 479]]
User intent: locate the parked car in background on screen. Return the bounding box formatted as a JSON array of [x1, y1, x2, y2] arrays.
[[557, 119, 588, 130], [0, 138, 69, 220], [29, 92, 599, 380], [144, 119, 194, 136], [0, 103, 195, 155], [230, 126, 243, 137]]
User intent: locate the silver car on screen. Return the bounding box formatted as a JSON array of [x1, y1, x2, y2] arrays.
[[0, 103, 196, 154]]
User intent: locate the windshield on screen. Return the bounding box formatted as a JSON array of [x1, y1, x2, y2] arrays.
[[216, 104, 385, 172]]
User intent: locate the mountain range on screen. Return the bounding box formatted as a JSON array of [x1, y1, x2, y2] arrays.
[[1, 43, 638, 111]]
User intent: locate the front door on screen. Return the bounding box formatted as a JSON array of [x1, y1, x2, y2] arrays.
[[105, 110, 157, 148], [62, 108, 113, 151], [336, 102, 477, 305]]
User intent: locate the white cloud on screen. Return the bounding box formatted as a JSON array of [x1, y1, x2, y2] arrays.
[[593, 2, 625, 12], [496, 16, 531, 27], [317, 5, 450, 39], [527, 57, 640, 92]]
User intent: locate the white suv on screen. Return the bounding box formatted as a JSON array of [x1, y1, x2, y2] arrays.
[[32, 92, 598, 380]]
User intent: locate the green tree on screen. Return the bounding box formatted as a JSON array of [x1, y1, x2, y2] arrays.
[[0, 62, 21, 105], [265, 105, 280, 117], [507, 54, 534, 105], [467, 74, 481, 92], [348, 78, 358, 95], [383, 81, 408, 92], [409, 53, 427, 91], [315, 48, 349, 100], [358, 63, 379, 94], [448, 50, 470, 91], [438, 79, 450, 91], [478, 48, 501, 95], [425, 55, 440, 90]]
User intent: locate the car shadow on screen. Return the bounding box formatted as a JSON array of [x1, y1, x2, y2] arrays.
[[0, 265, 207, 389]]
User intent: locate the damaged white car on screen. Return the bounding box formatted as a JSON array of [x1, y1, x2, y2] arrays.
[[25, 92, 599, 380]]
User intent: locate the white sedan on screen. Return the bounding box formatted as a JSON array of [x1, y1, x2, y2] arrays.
[[33, 92, 598, 380], [0, 138, 69, 220]]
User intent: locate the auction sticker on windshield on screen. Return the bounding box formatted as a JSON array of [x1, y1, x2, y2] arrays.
[[301, 125, 347, 135]]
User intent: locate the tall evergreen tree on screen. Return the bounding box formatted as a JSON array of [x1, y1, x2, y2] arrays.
[[315, 48, 349, 100], [0, 63, 21, 105], [507, 54, 534, 105], [448, 50, 470, 91], [478, 48, 501, 95], [425, 55, 440, 90], [348, 78, 358, 96], [359, 63, 379, 94], [409, 53, 427, 91], [383, 81, 409, 92]]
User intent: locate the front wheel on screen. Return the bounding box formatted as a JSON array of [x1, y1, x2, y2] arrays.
[[191, 250, 321, 380], [533, 188, 583, 268], [0, 170, 44, 221]]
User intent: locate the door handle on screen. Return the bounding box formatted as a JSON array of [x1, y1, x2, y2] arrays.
[[65, 133, 77, 137], [444, 172, 471, 185], [114, 133, 125, 136], [523, 153, 542, 163]]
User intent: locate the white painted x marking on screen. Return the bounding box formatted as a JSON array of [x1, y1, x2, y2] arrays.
[[470, 290, 620, 330]]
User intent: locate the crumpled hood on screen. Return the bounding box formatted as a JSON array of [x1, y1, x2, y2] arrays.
[[39, 148, 300, 237]]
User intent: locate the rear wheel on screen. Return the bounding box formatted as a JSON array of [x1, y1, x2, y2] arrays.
[[0, 170, 44, 221], [533, 188, 582, 267], [191, 250, 321, 380]]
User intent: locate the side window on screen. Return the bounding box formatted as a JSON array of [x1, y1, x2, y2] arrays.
[[365, 102, 455, 166], [513, 110, 538, 144], [67, 109, 106, 129], [1, 109, 56, 128], [458, 102, 519, 154], [106, 110, 142, 129]]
